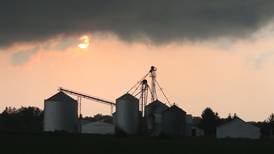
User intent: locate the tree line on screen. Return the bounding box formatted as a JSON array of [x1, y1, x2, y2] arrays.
[[0, 106, 273, 137], [0, 107, 43, 133], [0, 106, 112, 133]]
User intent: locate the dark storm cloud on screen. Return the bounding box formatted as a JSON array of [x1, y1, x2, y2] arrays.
[[1, 0, 274, 47]]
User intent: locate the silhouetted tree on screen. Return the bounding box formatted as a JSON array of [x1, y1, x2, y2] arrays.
[[199, 107, 220, 136], [227, 113, 233, 121], [0, 106, 43, 132], [192, 116, 202, 126], [82, 114, 113, 123], [267, 113, 274, 123], [267, 113, 274, 136], [218, 113, 233, 126]]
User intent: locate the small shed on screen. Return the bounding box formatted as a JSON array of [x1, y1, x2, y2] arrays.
[[216, 117, 260, 139], [185, 114, 204, 137], [81, 121, 115, 135]]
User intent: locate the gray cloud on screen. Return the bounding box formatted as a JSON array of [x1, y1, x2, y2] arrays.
[[1, 0, 274, 47], [11, 37, 75, 64], [11, 47, 38, 65], [248, 51, 274, 70]]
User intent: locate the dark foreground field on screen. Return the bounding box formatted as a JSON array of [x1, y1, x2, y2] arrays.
[[0, 133, 273, 154]]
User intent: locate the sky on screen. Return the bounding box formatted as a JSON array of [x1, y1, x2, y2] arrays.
[[1, 0, 274, 121]]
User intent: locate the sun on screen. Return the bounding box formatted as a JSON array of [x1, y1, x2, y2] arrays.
[[78, 35, 90, 49]]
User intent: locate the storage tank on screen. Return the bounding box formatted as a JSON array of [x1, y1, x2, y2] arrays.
[[145, 100, 168, 136], [115, 93, 139, 135], [162, 105, 186, 136], [44, 91, 78, 133]]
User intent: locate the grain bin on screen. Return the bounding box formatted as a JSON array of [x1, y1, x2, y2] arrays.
[[115, 93, 139, 135], [162, 105, 186, 136], [44, 91, 78, 133], [145, 100, 168, 136]]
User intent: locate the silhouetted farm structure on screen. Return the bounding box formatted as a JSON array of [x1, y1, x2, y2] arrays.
[[0, 106, 274, 154], [0, 67, 273, 140], [41, 66, 274, 139]]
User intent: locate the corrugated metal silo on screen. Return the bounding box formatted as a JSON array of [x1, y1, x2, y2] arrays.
[[115, 93, 139, 135], [162, 105, 186, 136], [44, 91, 78, 133], [145, 100, 168, 136]]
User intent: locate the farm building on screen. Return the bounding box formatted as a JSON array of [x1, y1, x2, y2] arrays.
[[81, 121, 115, 135], [185, 114, 204, 137], [216, 117, 260, 139], [114, 93, 140, 135], [162, 105, 186, 136], [145, 100, 169, 136], [44, 91, 79, 133]]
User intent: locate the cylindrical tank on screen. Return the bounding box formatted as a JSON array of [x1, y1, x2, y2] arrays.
[[162, 105, 186, 136], [115, 93, 139, 135], [44, 92, 78, 133], [145, 100, 168, 136]]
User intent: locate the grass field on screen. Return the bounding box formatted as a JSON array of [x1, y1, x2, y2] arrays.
[[0, 133, 273, 154]]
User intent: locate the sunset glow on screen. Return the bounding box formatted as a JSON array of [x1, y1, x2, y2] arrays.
[[78, 35, 90, 49], [1, 1, 274, 123]]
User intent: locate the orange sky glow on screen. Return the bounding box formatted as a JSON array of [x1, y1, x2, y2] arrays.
[[1, 24, 274, 121]]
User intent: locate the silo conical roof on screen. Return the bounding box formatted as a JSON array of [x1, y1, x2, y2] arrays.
[[45, 91, 77, 103], [145, 100, 169, 114], [116, 93, 138, 102], [164, 105, 186, 114], [146, 100, 168, 108]]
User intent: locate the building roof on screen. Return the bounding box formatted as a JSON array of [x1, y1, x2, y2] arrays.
[[45, 91, 77, 103], [164, 104, 186, 114], [146, 100, 168, 108], [145, 100, 169, 115], [116, 93, 138, 102], [81, 121, 114, 135], [217, 117, 259, 129]]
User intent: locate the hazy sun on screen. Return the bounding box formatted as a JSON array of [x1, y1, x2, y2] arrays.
[[78, 35, 90, 49]]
